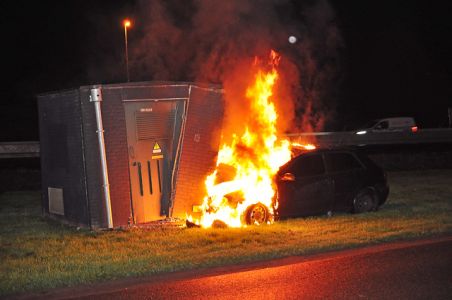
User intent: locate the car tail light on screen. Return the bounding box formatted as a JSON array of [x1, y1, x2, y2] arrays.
[[411, 126, 418, 133]]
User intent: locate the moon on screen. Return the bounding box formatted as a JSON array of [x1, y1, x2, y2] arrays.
[[288, 36, 297, 44]]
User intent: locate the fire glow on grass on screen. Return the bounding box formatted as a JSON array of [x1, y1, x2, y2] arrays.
[[187, 50, 294, 228]]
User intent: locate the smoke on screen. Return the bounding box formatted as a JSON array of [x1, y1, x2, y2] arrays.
[[130, 0, 343, 132]]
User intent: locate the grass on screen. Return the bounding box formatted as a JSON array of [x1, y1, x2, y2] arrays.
[[1, 169, 451, 296]]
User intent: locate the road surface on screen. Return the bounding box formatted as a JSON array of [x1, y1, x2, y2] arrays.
[[20, 236, 452, 300]]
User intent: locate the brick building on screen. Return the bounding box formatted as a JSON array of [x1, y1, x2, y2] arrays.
[[38, 82, 224, 229]]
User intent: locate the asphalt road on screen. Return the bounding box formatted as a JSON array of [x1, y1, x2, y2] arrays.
[[21, 237, 452, 300]]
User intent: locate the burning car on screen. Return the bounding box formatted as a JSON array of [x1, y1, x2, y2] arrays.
[[187, 51, 388, 228], [208, 148, 389, 225]]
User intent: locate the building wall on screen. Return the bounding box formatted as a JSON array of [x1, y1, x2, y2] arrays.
[[38, 89, 90, 226], [101, 88, 132, 227], [172, 86, 224, 219]]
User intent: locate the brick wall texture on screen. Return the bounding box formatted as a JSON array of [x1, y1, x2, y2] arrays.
[[172, 86, 224, 219], [101, 89, 132, 227], [38, 89, 91, 227]]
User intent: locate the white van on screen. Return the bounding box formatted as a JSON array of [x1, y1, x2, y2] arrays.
[[356, 117, 418, 135]]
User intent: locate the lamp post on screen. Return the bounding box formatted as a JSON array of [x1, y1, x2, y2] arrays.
[[123, 19, 131, 82]]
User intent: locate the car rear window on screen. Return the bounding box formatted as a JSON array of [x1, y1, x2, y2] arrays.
[[290, 154, 325, 177], [325, 152, 363, 172]]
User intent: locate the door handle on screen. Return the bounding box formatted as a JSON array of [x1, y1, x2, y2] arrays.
[[280, 172, 295, 182]]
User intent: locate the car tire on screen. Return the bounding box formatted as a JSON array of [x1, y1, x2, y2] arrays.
[[353, 188, 377, 213], [245, 203, 270, 225]]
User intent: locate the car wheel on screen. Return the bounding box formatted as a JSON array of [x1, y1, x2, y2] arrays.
[[353, 188, 377, 213], [245, 203, 269, 225]]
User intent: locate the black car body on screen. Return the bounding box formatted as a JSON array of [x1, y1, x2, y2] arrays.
[[273, 148, 389, 219]]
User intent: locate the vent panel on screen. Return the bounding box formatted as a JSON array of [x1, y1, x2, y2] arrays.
[[48, 187, 64, 215], [136, 111, 175, 140]]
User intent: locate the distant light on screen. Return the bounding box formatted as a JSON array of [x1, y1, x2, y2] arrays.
[[288, 36, 297, 44], [123, 19, 131, 28], [411, 126, 418, 133], [356, 130, 367, 135]]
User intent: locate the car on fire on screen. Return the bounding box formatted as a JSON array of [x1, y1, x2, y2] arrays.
[[245, 148, 389, 224]]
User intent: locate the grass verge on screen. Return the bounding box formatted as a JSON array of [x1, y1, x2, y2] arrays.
[[1, 169, 451, 295]]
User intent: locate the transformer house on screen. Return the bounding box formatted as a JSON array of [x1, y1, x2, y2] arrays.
[[38, 82, 224, 229]]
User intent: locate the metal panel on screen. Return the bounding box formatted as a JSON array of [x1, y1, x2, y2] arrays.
[[48, 187, 64, 215], [124, 100, 182, 223]]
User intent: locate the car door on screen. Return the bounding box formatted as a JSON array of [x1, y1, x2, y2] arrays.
[[324, 152, 367, 212], [276, 153, 334, 218]]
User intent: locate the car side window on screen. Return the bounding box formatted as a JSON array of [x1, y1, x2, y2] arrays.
[[375, 121, 389, 130], [325, 153, 363, 173], [290, 154, 325, 177]]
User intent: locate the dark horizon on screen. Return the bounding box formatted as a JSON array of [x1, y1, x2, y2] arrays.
[[1, 0, 451, 141]]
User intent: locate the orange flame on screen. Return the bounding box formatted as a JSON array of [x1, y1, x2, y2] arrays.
[[188, 51, 293, 228], [291, 142, 316, 151]]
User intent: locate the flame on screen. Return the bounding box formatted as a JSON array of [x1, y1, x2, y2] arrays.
[[291, 142, 316, 151], [188, 50, 293, 228]]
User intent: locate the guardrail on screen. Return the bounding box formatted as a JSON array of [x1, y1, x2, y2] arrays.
[[0, 141, 40, 159], [286, 128, 452, 148], [1, 129, 451, 159]]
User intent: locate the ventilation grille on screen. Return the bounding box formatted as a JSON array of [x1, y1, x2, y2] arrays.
[[136, 111, 175, 140], [48, 187, 64, 215]]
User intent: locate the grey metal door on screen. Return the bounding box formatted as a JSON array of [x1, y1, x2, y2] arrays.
[[124, 102, 176, 223]]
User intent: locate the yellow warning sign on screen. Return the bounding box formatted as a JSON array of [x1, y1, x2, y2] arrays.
[[153, 142, 162, 153], [152, 142, 163, 159]]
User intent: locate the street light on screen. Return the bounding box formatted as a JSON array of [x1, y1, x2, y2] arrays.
[[123, 19, 131, 82]]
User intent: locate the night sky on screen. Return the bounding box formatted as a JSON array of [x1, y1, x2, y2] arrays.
[[1, 0, 451, 141]]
